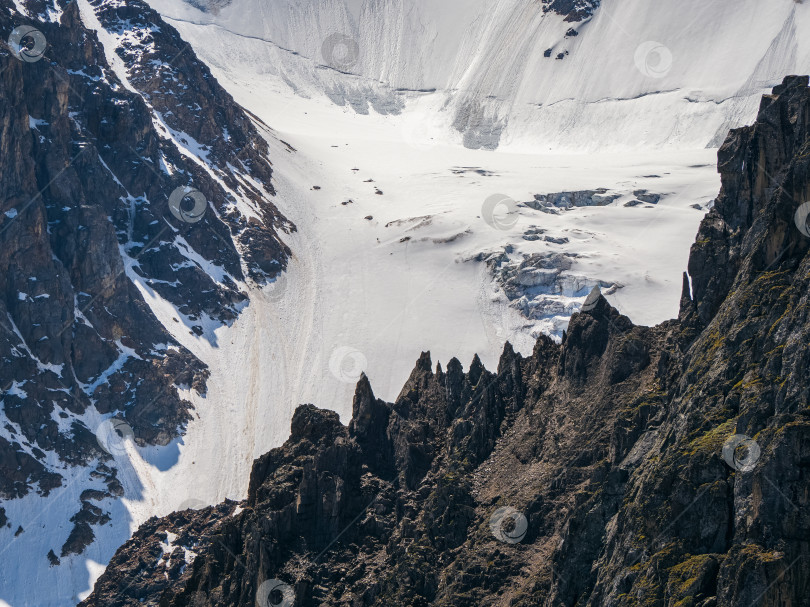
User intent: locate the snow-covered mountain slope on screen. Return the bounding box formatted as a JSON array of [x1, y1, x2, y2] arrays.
[[259, 106, 720, 399], [78, 78, 810, 607], [0, 0, 292, 604], [0, 1, 803, 606], [151, 0, 810, 150]]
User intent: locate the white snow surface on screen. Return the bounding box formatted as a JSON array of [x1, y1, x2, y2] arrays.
[[6, 0, 805, 604], [0, 89, 720, 607], [150, 0, 810, 149]]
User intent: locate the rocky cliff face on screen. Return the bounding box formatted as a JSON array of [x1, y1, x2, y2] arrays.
[[82, 78, 810, 606], [0, 0, 291, 562]]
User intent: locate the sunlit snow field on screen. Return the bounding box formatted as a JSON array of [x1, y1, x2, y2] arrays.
[[7, 0, 810, 603], [96, 34, 723, 590]]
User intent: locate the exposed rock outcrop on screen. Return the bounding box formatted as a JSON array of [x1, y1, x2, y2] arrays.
[[0, 0, 291, 559], [82, 78, 810, 607], [526, 189, 622, 211], [542, 0, 601, 22]]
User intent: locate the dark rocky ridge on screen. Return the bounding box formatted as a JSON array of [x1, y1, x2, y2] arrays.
[[543, 0, 601, 22], [82, 77, 810, 606], [0, 0, 291, 559]]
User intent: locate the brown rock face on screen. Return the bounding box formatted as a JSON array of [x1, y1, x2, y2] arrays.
[[82, 77, 810, 607], [0, 0, 291, 559]]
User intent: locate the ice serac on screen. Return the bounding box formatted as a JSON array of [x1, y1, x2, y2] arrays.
[[0, 0, 291, 596], [82, 78, 810, 607]]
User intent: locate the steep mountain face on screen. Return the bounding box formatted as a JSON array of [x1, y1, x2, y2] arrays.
[[83, 78, 810, 606], [0, 0, 290, 583], [153, 0, 810, 149]]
